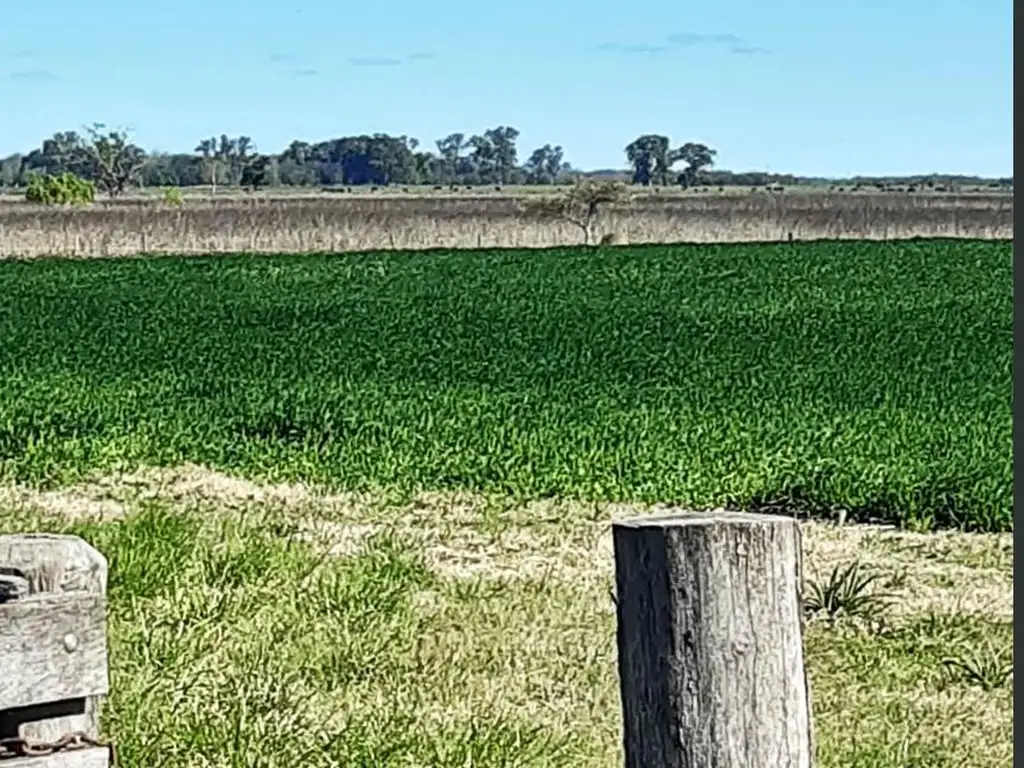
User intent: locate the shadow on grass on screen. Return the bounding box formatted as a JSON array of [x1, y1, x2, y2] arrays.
[[731, 472, 1010, 533]]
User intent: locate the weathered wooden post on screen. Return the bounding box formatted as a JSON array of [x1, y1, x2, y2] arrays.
[[0, 534, 113, 767], [613, 511, 812, 768]]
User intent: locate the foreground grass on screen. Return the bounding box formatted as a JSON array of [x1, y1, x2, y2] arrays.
[[0, 468, 1013, 767], [0, 239, 1012, 531]]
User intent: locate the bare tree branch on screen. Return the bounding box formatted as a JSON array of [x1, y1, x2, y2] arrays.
[[520, 179, 631, 244]]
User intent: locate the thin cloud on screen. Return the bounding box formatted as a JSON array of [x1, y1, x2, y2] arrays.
[[12, 49, 34, 59], [348, 56, 403, 67], [667, 32, 742, 46], [269, 53, 320, 76], [595, 42, 669, 54], [408, 52, 436, 61], [8, 68, 61, 82], [598, 32, 768, 56], [667, 31, 772, 55]]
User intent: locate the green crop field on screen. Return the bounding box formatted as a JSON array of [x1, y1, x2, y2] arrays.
[[0, 238, 1012, 531]]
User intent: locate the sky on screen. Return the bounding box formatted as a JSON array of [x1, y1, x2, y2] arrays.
[[0, 0, 1012, 177]]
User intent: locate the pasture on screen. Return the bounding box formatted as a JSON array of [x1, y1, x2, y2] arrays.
[[0, 238, 1013, 766], [0, 473, 1012, 767]]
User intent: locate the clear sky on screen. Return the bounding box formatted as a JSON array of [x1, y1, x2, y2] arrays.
[[0, 0, 1012, 177]]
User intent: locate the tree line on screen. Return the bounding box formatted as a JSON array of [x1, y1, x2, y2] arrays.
[[0, 124, 1011, 197], [0, 125, 724, 196]]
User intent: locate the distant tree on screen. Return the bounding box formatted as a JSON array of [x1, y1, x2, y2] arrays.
[[412, 150, 437, 184], [298, 134, 418, 186], [524, 144, 566, 184], [78, 124, 147, 197], [673, 142, 717, 188], [435, 133, 466, 183], [229, 136, 254, 183], [364, 134, 417, 185], [41, 131, 90, 176], [625, 135, 717, 187], [194, 138, 220, 195], [192, 134, 253, 192], [484, 126, 520, 185], [240, 154, 272, 191], [625, 134, 673, 185], [282, 140, 312, 164], [467, 134, 495, 184], [0, 154, 22, 187], [277, 140, 317, 185], [18, 132, 88, 181], [140, 151, 204, 188]]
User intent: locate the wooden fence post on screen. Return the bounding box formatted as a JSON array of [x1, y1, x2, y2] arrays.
[[0, 534, 112, 767], [612, 511, 812, 768]]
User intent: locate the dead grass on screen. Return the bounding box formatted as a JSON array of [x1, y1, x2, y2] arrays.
[[0, 192, 1012, 258], [0, 464, 1012, 766]]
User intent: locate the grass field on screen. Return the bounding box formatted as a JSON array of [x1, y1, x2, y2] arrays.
[[0, 192, 1012, 257], [0, 237, 1013, 766], [0, 239, 1011, 531], [0, 472, 1013, 767]]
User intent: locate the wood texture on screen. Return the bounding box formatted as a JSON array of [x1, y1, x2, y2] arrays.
[[0, 535, 107, 597], [0, 535, 109, 751], [0, 595, 109, 709], [613, 510, 812, 768], [1, 746, 111, 768]]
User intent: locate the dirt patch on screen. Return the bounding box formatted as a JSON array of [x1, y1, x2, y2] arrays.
[[1, 464, 1012, 620], [0, 485, 128, 520], [802, 523, 1013, 619], [0, 463, 372, 518]]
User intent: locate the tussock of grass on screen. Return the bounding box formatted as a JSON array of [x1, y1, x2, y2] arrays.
[[804, 561, 892, 622], [0, 240, 1012, 531]]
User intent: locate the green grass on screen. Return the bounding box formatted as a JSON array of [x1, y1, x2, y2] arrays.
[[0, 497, 1012, 767], [0, 238, 1012, 530]]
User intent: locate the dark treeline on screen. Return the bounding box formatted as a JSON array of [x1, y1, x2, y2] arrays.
[[0, 125, 1012, 196]]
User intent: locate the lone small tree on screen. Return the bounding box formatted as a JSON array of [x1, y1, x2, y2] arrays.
[[521, 179, 631, 245], [79, 124, 147, 197]]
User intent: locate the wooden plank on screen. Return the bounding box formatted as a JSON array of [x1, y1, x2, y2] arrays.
[[0, 536, 106, 598], [0, 535, 109, 744], [0, 745, 110, 768], [612, 510, 813, 768], [0, 595, 109, 710]]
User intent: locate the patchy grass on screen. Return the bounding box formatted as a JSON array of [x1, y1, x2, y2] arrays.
[[0, 468, 1012, 767]]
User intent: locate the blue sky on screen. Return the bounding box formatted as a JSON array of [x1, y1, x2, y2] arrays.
[[0, 0, 1012, 177]]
